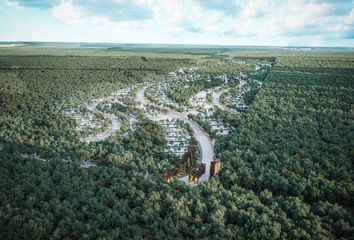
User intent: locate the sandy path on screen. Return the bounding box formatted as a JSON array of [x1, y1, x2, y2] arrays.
[[80, 114, 121, 142], [211, 79, 248, 114], [212, 90, 228, 111], [81, 99, 121, 143], [136, 86, 150, 106]]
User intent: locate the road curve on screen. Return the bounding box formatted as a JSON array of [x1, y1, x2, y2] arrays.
[[136, 85, 215, 183], [211, 79, 247, 114], [167, 111, 214, 182], [212, 90, 228, 111], [80, 114, 121, 142], [136, 86, 150, 106], [80, 100, 121, 143]]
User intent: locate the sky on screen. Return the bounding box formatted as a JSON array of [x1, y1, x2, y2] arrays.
[[0, 0, 353, 47]]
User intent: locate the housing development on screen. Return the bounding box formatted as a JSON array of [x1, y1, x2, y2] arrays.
[[66, 58, 273, 184], [2, 0, 354, 237]]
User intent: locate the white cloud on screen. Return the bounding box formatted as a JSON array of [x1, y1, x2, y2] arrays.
[[3, 0, 354, 46], [277, 0, 332, 28], [53, 0, 88, 25], [230, 0, 340, 39], [52, 0, 150, 28], [242, 0, 267, 18], [4, 0, 24, 9], [344, 8, 354, 26], [51, 0, 352, 41]]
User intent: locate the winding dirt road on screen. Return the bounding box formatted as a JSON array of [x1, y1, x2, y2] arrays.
[[212, 90, 228, 111], [212, 79, 248, 113], [137, 86, 150, 106], [80, 100, 121, 143]]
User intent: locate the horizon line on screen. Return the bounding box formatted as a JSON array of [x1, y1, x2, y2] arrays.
[[1, 40, 354, 49]]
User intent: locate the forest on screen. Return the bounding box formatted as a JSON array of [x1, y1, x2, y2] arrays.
[[0, 48, 353, 239]]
